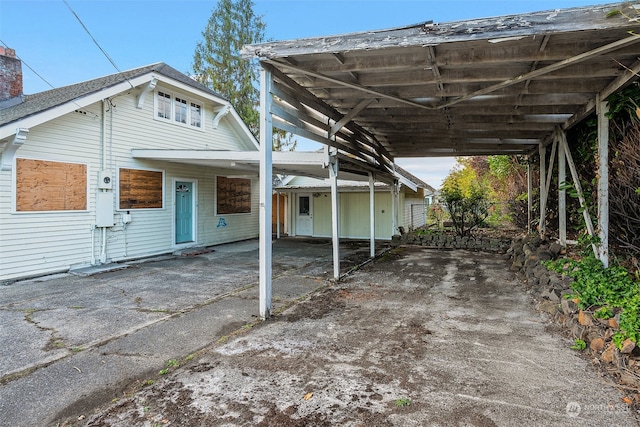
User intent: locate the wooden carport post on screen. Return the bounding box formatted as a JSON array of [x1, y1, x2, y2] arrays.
[[259, 66, 273, 320], [557, 129, 598, 257], [527, 158, 532, 234], [596, 95, 610, 267], [329, 150, 340, 279], [557, 130, 567, 246], [369, 172, 376, 258], [538, 144, 547, 235]]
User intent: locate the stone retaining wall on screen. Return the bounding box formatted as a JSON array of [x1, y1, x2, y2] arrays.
[[391, 231, 511, 253], [509, 236, 639, 382]]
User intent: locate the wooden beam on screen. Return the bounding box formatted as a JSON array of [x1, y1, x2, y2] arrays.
[[539, 143, 547, 235], [369, 172, 376, 258], [329, 98, 375, 138], [264, 59, 437, 111], [597, 95, 609, 267], [558, 131, 567, 245], [564, 58, 640, 130], [437, 35, 640, 109], [329, 149, 340, 279]]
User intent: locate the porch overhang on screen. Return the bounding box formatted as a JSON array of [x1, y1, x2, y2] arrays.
[[131, 149, 413, 186]]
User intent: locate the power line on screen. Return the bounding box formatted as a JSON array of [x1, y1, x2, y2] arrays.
[[62, 0, 133, 88], [0, 39, 55, 91]]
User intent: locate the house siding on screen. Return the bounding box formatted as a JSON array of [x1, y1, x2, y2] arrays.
[[0, 83, 259, 282], [293, 190, 399, 240]]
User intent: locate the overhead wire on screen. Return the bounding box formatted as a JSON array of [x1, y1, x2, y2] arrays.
[[62, 0, 133, 89], [0, 39, 55, 91]]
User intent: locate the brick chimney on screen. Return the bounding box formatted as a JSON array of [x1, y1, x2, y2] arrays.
[[0, 46, 23, 101]]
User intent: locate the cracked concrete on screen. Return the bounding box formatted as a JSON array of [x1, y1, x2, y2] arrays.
[[0, 237, 379, 426], [2, 239, 637, 426]]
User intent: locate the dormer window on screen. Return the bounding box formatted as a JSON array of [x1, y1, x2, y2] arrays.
[[155, 91, 203, 129]]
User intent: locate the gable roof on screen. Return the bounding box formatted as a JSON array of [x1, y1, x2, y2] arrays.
[[0, 63, 225, 128], [0, 62, 256, 146]]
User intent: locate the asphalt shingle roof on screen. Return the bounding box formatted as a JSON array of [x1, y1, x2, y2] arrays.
[[0, 63, 226, 127]]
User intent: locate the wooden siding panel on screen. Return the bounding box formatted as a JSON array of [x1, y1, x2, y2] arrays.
[[305, 191, 394, 239], [1, 88, 260, 282]]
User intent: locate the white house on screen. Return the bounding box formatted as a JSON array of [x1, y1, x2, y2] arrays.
[[275, 167, 434, 240], [0, 48, 261, 283]]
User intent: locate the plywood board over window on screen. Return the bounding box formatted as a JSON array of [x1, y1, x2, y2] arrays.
[[16, 158, 87, 211], [216, 176, 251, 214], [119, 168, 163, 209]]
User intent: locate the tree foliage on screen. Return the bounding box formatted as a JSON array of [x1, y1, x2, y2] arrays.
[[441, 183, 491, 237], [192, 0, 266, 136], [441, 160, 492, 236]]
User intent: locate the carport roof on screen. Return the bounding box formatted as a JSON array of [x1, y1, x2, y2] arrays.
[[242, 2, 640, 159], [131, 149, 428, 189]]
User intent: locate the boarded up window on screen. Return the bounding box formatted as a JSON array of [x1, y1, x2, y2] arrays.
[[16, 158, 87, 211], [119, 168, 163, 209], [216, 176, 251, 214]]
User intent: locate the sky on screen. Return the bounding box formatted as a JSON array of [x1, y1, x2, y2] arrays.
[[0, 0, 605, 188]]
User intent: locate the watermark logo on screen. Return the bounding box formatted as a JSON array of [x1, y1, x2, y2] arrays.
[[566, 400, 631, 419], [566, 401, 581, 418]]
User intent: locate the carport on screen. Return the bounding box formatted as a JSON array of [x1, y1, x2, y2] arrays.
[[242, 2, 640, 318]]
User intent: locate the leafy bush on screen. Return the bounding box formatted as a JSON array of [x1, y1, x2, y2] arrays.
[[545, 255, 640, 347], [441, 184, 490, 236]]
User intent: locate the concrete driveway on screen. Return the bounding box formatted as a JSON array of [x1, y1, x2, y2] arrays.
[[1, 240, 637, 426], [0, 237, 379, 426]]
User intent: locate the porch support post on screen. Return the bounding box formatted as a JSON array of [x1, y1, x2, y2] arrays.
[[558, 130, 598, 256], [259, 67, 273, 320], [369, 172, 376, 258], [539, 144, 547, 236], [557, 130, 567, 246], [527, 157, 533, 234], [597, 95, 610, 267], [329, 150, 340, 279]]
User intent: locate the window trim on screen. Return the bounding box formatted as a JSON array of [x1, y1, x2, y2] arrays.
[[154, 89, 204, 131], [12, 157, 90, 214]]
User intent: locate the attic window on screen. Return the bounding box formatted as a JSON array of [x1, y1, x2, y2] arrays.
[[155, 91, 203, 129]]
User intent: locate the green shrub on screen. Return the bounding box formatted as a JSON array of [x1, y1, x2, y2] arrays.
[[545, 255, 640, 347]]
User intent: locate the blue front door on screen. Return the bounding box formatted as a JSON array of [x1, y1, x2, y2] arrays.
[[175, 181, 193, 244]]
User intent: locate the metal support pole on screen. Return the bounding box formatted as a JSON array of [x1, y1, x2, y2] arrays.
[[259, 67, 273, 320], [597, 95, 610, 267], [558, 131, 567, 246], [329, 151, 340, 279], [369, 172, 375, 258]]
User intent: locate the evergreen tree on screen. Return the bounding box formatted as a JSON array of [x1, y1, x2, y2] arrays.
[[192, 0, 266, 136]]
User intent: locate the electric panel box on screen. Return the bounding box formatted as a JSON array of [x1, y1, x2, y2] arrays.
[[96, 192, 115, 227]]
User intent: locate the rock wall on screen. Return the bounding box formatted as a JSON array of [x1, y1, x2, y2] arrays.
[[391, 231, 511, 253], [509, 235, 639, 383]]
